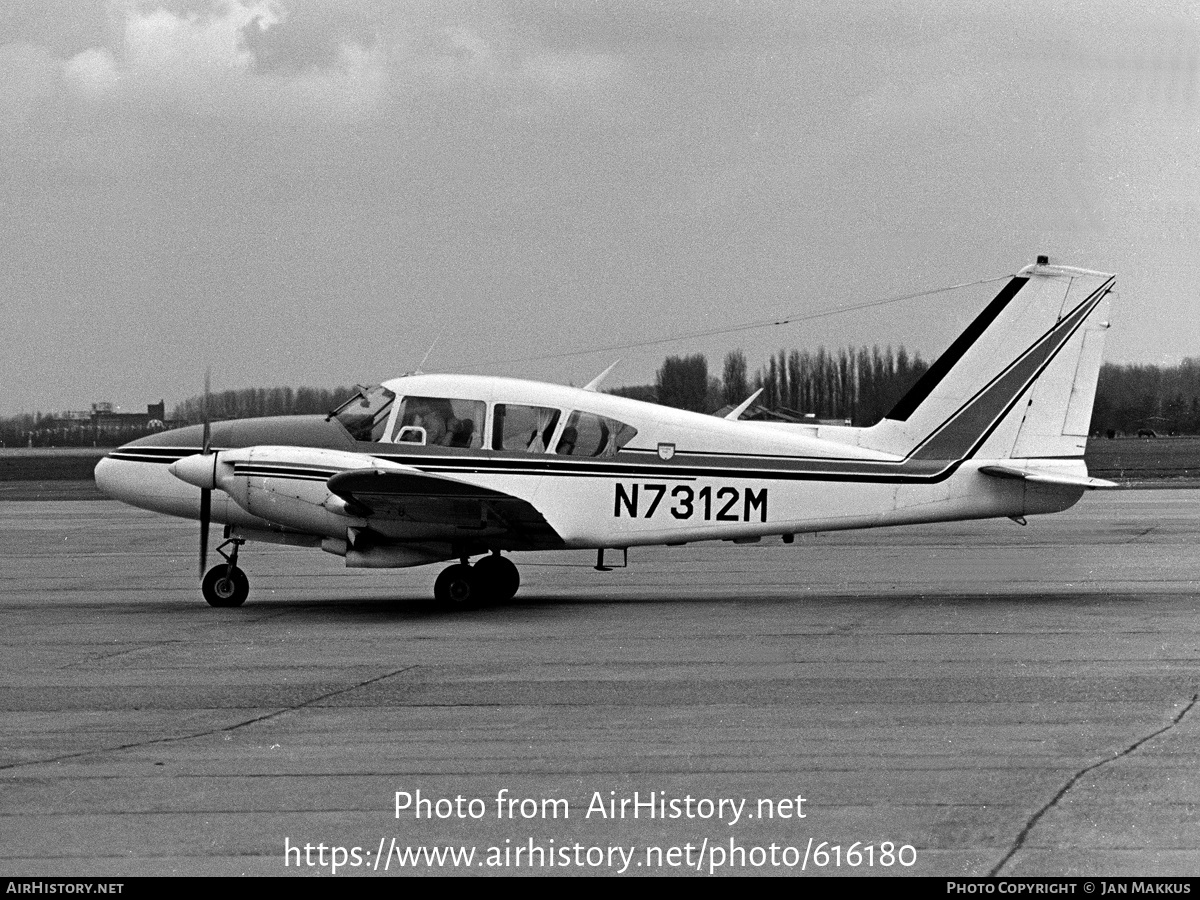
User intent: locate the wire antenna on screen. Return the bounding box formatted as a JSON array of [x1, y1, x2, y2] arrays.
[[415, 325, 447, 374], [462, 274, 1011, 371]]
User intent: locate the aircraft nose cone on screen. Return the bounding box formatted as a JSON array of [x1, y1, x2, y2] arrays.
[[168, 453, 217, 490], [94, 456, 119, 499]]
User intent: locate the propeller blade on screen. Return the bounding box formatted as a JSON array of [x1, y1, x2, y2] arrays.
[[202, 367, 212, 454], [199, 369, 213, 579], [199, 487, 211, 578]]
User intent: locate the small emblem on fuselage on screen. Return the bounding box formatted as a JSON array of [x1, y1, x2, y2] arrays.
[[657, 442, 675, 461]]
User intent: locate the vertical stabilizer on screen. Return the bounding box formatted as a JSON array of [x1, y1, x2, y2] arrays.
[[860, 261, 1116, 462]]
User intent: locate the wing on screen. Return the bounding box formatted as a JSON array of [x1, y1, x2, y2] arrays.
[[327, 468, 565, 550]]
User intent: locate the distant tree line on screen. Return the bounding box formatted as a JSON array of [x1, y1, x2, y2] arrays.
[[1092, 359, 1200, 436], [170, 385, 355, 425], [0, 386, 355, 448], [0, 412, 173, 449], [8, 356, 1200, 447], [639, 351, 1200, 435], [643, 346, 929, 426], [755, 345, 927, 425], [0, 413, 66, 448]]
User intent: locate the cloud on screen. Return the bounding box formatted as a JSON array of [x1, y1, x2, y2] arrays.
[[44, 0, 628, 124], [60, 0, 387, 121], [61, 45, 120, 97]]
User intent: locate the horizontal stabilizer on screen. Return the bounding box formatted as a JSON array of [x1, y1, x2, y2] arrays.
[[979, 464, 1117, 490]]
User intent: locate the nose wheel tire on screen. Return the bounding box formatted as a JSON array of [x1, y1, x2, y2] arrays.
[[472, 555, 520, 604], [202, 565, 250, 607]]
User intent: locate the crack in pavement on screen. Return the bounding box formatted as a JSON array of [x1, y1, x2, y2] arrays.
[[55, 640, 189, 670], [0, 665, 419, 772], [989, 692, 1199, 877], [1127, 526, 1159, 544]]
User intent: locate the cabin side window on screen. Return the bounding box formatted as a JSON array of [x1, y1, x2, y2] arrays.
[[391, 396, 484, 448], [493, 405, 560, 452], [555, 411, 637, 457]]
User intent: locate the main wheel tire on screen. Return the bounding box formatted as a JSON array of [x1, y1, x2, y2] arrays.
[[434, 564, 480, 608], [472, 555, 520, 604], [202, 565, 249, 608]]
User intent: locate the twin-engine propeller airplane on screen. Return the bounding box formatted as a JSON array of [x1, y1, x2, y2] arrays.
[[96, 258, 1116, 608]]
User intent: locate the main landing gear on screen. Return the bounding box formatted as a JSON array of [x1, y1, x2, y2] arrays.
[[434, 552, 520, 608], [201, 538, 249, 608]]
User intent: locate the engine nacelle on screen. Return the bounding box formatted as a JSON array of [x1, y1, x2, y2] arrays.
[[320, 535, 452, 568], [203, 445, 410, 538], [346, 545, 453, 568]]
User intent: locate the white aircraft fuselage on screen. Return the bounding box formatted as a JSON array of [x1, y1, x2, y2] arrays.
[[95, 260, 1117, 606]]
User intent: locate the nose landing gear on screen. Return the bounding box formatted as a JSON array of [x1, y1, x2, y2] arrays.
[[201, 538, 249, 607], [433, 552, 520, 608]]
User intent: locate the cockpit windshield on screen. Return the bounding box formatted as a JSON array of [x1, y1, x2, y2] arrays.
[[330, 385, 396, 442]]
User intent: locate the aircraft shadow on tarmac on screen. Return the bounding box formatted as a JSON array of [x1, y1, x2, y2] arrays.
[[128, 587, 1152, 622]]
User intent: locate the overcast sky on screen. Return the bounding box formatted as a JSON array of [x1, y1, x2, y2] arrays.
[[2, 0, 1197, 415]]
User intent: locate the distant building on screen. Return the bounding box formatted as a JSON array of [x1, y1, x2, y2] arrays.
[[28, 401, 172, 447], [89, 400, 167, 430]]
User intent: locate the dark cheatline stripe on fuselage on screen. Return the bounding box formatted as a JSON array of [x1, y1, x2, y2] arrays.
[[372, 452, 951, 484], [108, 449, 190, 464], [115, 446, 196, 455], [232, 464, 340, 482], [885, 276, 1029, 422]]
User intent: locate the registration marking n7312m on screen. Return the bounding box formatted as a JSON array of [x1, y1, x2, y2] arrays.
[[614, 483, 768, 523]]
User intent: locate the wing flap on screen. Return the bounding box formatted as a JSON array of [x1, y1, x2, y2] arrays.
[[327, 468, 564, 549], [329, 468, 514, 503]]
